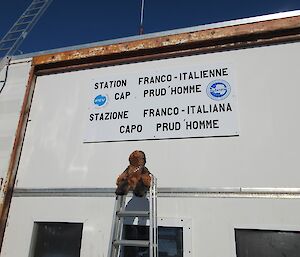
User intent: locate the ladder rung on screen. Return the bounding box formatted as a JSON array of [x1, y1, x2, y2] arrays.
[[113, 240, 150, 247], [1, 38, 18, 43], [29, 3, 45, 8], [24, 11, 39, 17], [8, 29, 25, 34], [21, 13, 37, 19], [19, 17, 35, 23], [15, 21, 31, 26], [32, 0, 47, 4], [27, 7, 43, 12], [0, 48, 11, 51], [117, 211, 149, 217]]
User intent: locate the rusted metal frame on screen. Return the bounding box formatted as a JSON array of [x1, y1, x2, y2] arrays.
[[34, 29, 300, 76], [32, 15, 300, 70], [0, 65, 37, 250]]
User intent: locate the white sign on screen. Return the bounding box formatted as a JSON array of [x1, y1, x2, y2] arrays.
[[84, 61, 239, 143]]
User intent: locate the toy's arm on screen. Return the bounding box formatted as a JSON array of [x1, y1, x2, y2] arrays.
[[116, 167, 129, 185], [141, 167, 151, 187]]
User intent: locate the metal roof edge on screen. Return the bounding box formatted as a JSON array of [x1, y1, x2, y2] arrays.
[[11, 9, 300, 61]]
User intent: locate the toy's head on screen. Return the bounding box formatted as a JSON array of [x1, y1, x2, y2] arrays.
[[129, 150, 146, 167]]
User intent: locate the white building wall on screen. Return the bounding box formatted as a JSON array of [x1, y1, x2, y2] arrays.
[[13, 42, 300, 189], [2, 196, 300, 257]]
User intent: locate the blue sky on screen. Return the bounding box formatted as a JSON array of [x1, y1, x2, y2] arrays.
[[1, 0, 300, 55]]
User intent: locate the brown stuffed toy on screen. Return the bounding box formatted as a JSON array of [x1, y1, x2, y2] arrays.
[[115, 150, 151, 197]]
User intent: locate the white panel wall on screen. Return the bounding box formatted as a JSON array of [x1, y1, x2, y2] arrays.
[[0, 59, 31, 181], [2, 196, 300, 257], [14, 42, 300, 189]]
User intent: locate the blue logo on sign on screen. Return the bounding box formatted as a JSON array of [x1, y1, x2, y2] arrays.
[[94, 94, 108, 107], [206, 80, 231, 101]]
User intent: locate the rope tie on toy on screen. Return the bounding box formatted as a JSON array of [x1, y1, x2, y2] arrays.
[[132, 165, 142, 173]]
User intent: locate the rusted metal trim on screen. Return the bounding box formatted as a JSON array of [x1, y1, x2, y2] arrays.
[[0, 65, 37, 249], [33, 16, 300, 71], [35, 32, 300, 76]]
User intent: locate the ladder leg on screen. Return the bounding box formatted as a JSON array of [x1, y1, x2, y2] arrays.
[[115, 196, 126, 257], [108, 195, 126, 257], [149, 175, 158, 257], [153, 177, 158, 257], [150, 185, 153, 257]]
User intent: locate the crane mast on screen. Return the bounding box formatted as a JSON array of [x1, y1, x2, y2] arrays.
[[0, 0, 53, 72]]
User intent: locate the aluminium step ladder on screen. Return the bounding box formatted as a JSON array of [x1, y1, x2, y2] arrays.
[[108, 175, 158, 257]]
